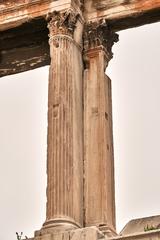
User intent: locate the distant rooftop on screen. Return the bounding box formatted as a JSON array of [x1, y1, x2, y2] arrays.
[[120, 215, 160, 236]]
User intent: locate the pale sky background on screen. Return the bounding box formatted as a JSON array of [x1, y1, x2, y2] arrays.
[[0, 22, 160, 240]]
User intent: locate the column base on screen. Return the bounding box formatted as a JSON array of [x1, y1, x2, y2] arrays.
[[35, 218, 81, 237], [31, 227, 106, 240], [27, 225, 160, 240]]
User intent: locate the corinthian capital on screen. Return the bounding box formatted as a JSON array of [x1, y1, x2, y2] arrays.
[[84, 20, 119, 58], [47, 9, 79, 38]]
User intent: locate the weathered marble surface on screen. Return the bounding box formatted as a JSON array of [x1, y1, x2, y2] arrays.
[[43, 9, 84, 230], [0, 0, 160, 31], [83, 21, 118, 235], [84, 0, 160, 30], [30, 227, 106, 240], [28, 225, 160, 240], [1, 1, 160, 240], [0, 0, 160, 76]]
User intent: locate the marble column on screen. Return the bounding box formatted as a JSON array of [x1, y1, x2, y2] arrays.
[[83, 21, 118, 236], [43, 9, 84, 231]]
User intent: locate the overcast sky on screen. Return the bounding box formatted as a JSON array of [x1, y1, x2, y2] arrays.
[[0, 22, 160, 240]]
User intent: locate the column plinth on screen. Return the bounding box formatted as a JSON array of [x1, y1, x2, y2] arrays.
[[83, 21, 118, 237], [42, 9, 84, 233]]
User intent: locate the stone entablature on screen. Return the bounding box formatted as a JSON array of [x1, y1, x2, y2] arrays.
[[0, 0, 160, 31], [0, 0, 160, 77], [0, 0, 80, 31], [1, 1, 160, 240]]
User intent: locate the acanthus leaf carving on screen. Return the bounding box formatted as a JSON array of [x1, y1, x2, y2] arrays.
[[47, 9, 80, 38], [84, 20, 119, 58]]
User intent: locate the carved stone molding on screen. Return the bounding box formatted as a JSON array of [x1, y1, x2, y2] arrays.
[[84, 20, 119, 58], [47, 9, 80, 38]]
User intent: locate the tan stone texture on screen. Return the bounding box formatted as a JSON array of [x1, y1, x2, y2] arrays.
[[0, 0, 160, 31], [33, 227, 106, 240], [1, 0, 160, 76], [28, 225, 160, 240], [1, 1, 160, 240], [84, 47, 115, 232], [44, 9, 84, 229]]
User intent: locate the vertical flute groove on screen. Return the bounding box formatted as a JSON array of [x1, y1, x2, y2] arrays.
[[45, 32, 83, 227]]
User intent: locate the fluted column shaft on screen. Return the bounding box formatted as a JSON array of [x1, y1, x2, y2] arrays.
[[83, 21, 118, 236], [44, 10, 84, 230]]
